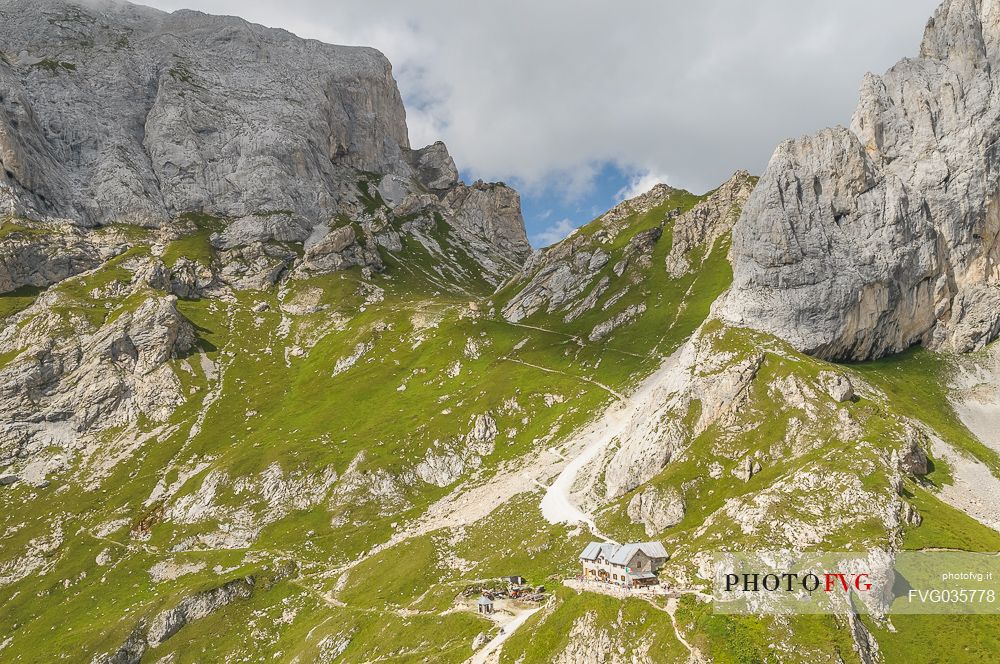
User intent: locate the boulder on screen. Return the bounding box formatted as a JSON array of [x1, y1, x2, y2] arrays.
[[818, 372, 855, 403], [897, 425, 930, 476]]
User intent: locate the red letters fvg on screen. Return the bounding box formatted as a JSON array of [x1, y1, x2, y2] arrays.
[[723, 572, 872, 593]]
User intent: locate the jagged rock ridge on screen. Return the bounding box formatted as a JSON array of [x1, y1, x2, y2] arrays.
[[502, 170, 755, 327], [723, 0, 1000, 360]]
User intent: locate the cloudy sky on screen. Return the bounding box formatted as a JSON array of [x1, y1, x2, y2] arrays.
[[144, 0, 941, 246]]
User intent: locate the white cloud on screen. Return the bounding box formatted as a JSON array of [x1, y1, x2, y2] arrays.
[[142, 0, 941, 197], [616, 170, 672, 202], [530, 218, 577, 248]]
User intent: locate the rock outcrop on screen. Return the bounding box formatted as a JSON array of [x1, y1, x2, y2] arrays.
[[105, 575, 261, 664], [0, 0, 409, 225], [0, 294, 194, 468], [665, 170, 755, 277], [724, 0, 1000, 360], [415, 413, 499, 487], [599, 338, 764, 499], [626, 485, 685, 536], [501, 185, 677, 323], [0, 221, 114, 291]]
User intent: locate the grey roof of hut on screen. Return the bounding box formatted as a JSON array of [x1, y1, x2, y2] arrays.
[[580, 541, 667, 563]]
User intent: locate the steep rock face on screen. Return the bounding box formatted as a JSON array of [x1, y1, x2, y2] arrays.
[[444, 181, 530, 266], [104, 575, 262, 664], [0, 0, 408, 224], [723, 0, 1000, 360], [598, 338, 765, 500], [0, 0, 531, 281], [0, 222, 113, 290], [665, 170, 755, 277], [626, 485, 685, 536]]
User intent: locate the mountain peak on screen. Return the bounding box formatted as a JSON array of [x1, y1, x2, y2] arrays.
[[0, 0, 530, 292], [723, 0, 1000, 360], [919, 0, 996, 70]]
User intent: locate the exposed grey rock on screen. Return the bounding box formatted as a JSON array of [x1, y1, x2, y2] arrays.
[[300, 224, 383, 275], [163, 465, 340, 550], [0, 0, 410, 225], [500, 185, 680, 322], [606, 227, 664, 280], [442, 181, 532, 273], [732, 456, 763, 482], [818, 371, 855, 403], [332, 341, 373, 376], [213, 213, 312, 251], [0, 0, 531, 288], [166, 258, 213, 299], [848, 608, 881, 664], [415, 413, 499, 487], [599, 336, 765, 499], [0, 222, 116, 293], [333, 451, 410, 516], [626, 486, 685, 536], [563, 276, 610, 323], [415, 447, 467, 488], [897, 424, 930, 476], [405, 141, 460, 191], [724, 0, 1000, 360], [625, 227, 662, 256], [471, 632, 489, 651], [591, 184, 680, 240], [588, 250, 609, 272], [106, 626, 147, 664], [466, 413, 499, 454], [0, 294, 194, 467], [216, 242, 296, 290], [588, 303, 645, 342], [664, 170, 754, 277], [503, 172, 753, 325], [105, 576, 259, 664]]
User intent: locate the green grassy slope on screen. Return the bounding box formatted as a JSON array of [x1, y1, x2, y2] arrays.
[[2, 178, 999, 663]]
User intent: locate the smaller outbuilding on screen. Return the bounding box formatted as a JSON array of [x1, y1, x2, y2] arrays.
[[505, 575, 527, 585], [477, 595, 494, 615]]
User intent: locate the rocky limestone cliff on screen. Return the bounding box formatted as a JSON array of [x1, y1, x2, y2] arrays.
[[665, 170, 756, 277], [0, 0, 409, 224], [501, 184, 677, 324], [0, 0, 535, 490], [723, 0, 1000, 360], [0, 0, 530, 288]]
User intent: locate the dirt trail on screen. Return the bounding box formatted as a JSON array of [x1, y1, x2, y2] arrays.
[[661, 596, 705, 664], [467, 605, 544, 664], [502, 357, 625, 400], [539, 400, 629, 540], [539, 344, 690, 537]]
